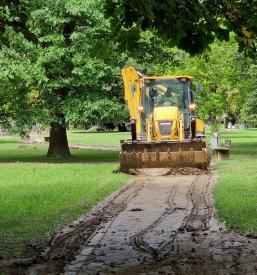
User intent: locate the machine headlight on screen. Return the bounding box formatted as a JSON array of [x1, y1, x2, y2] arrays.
[[158, 120, 173, 136], [189, 103, 196, 111]]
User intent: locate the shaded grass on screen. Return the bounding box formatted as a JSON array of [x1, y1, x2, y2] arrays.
[[0, 137, 131, 259], [214, 129, 257, 233], [0, 136, 119, 163], [0, 145, 119, 163]]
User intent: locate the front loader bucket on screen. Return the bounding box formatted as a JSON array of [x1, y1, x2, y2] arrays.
[[120, 140, 210, 170]]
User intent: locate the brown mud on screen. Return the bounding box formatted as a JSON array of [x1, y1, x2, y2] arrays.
[[2, 169, 257, 275]]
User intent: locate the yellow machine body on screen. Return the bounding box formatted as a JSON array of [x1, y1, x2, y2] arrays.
[[152, 106, 183, 141], [120, 65, 210, 170]]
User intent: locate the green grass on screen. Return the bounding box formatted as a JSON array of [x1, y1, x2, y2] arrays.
[[0, 136, 131, 259], [214, 129, 257, 233], [67, 130, 130, 147], [1, 128, 257, 259]]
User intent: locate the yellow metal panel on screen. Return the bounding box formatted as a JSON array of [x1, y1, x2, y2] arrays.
[[179, 113, 184, 141], [146, 117, 152, 141], [196, 118, 205, 133], [121, 66, 142, 133], [154, 106, 179, 121], [153, 106, 180, 141]]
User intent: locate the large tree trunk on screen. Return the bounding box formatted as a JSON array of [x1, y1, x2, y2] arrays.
[[47, 122, 71, 157]]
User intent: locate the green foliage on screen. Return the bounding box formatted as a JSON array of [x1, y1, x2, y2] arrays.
[[0, 0, 124, 128], [0, 0, 256, 133], [192, 39, 255, 126], [106, 0, 257, 55], [241, 90, 257, 127], [0, 0, 181, 132], [158, 38, 255, 127], [64, 98, 129, 126]]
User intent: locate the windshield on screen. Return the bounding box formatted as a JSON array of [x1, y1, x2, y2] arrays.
[[144, 78, 190, 116]]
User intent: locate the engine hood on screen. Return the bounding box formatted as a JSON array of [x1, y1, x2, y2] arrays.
[[153, 106, 179, 121]]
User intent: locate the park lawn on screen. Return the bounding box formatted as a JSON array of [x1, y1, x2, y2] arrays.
[[0, 137, 131, 259], [214, 129, 257, 233], [1, 129, 257, 259], [67, 130, 130, 147]]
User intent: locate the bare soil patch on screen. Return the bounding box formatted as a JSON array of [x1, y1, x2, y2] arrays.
[[116, 167, 209, 176]]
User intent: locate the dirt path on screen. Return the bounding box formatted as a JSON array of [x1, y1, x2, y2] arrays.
[[70, 144, 119, 152], [28, 170, 257, 275]]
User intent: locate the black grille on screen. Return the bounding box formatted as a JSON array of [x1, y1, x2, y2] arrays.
[[158, 121, 173, 136]]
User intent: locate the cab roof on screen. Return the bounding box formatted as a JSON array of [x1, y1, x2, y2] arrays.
[[143, 75, 194, 80]]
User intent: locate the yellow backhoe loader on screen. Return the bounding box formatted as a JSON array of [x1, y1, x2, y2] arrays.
[[120, 65, 210, 170]]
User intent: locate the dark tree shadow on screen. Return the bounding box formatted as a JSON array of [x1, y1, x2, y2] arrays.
[[0, 143, 119, 164]]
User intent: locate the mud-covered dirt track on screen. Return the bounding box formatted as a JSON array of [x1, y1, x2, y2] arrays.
[[26, 169, 257, 275]]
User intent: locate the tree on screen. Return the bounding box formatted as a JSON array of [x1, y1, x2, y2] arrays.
[[64, 98, 129, 128], [62, 28, 184, 129], [189, 39, 253, 127], [241, 90, 257, 127], [0, 0, 117, 156], [2, 0, 255, 155], [105, 0, 257, 55], [0, 0, 182, 156], [154, 37, 255, 129], [0, 33, 50, 135]]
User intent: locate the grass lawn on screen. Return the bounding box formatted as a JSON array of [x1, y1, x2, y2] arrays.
[[1, 128, 257, 259], [0, 136, 131, 259], [67, 130, 130, 147], [214, 129, 257, 233]]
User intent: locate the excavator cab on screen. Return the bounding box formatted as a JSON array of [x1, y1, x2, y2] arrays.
[[120, 65, 210, 171], [142, 78, 193, 141]]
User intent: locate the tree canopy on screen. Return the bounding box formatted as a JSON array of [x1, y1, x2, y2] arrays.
[[105, 0, 257, 55], [1, 0, 119, 155], [241, 90, 257, 127], [0, 0, 183, 155], [0, 0, 257, 157]]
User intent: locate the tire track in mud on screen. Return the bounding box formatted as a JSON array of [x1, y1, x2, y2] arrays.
[[26, 177, 151, 275], [131, 175, 212, 265], [106, 173, 257, 275], [67, 175, 199, 274], [78, 177, 152, 259], [179, 175, 212, 232], [115, 175, 214, 274], [130, 182, 178, 259], [25, 170, 257, 275]]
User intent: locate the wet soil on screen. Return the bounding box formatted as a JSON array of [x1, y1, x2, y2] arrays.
[[3, 169, 257, 275]]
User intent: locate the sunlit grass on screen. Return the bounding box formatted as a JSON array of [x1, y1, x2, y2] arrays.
[[67, 130, 130, 147], [214, 128, 257, 233], [0, 137, 131, 259]]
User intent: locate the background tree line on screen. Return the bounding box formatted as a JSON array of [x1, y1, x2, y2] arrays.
[[0, 0, 257, 156]]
